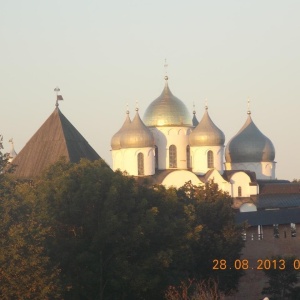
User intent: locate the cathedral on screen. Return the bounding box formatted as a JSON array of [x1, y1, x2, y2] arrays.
[[111, 75, 277, 213]]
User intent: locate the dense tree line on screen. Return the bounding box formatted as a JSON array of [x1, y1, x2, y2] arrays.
[[0, 144, 244, 299]]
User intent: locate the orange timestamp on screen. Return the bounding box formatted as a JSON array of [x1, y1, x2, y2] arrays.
[[212, 259, 300, 270]]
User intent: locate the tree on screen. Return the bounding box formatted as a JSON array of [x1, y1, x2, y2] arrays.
[[35, 161, 244, 299], [174, 181, 245, 294], [262, 255, 300, 299], [0, 138, 61, 299], [165, 278, 225, 300], [36, 159, 188, 299]]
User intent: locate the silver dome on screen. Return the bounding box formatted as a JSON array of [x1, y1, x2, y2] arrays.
[[225, 114, 275, 163], [120, 110, 154, 148], [189, 108, 225, 146], [143, 77, 192, 127], [111, 112, 131, 150]]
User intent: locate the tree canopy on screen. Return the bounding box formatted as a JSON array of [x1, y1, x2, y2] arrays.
[[0, 155, 244, 299]]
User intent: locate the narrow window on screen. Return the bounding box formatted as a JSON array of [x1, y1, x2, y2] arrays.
[[273, 224, 279, 238], [138, 153, 144, 175], [207, 150, 214, 168], [186, 145, 191, 168], [169, 145, 177, 168], [291, 223, 296, 237], [155, 146, 158, 170], [238, 186, 242, 197], [258, 225, 263, 240]]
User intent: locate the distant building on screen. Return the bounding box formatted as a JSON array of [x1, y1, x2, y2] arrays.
[[111, 75, 276, 206]]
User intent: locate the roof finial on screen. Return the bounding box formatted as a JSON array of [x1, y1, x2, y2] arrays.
[[54, 87, 63, 107], [205, 99, 208, 110], [135, 100, 139, 112], [126, 103, 129, 114], [164, 58, 168, 81], [193, 102, 196, 115], [247, 98, 251, 115]]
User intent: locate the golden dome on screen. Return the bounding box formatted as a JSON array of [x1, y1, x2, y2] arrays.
[[143, 78, 192, 127], [120, 110, 154, 148], [189, 108, 225, 146]]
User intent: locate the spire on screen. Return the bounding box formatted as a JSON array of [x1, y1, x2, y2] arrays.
[[247, 98, 251, 115], [205, 99, 208, 111], [54, 87, 63, 108], [164, 58, 168, 81], [135, 100, 139, 112]]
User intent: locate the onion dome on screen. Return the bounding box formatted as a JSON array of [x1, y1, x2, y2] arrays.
[[120, 109, 154, 148], [192, 109, 199, 127], [189, 107, 225, 146], [111, 111, 131, 150], [143, 76, 192, 127], [225, 112, 275, 163]]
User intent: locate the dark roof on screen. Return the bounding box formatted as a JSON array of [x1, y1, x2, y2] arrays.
[[235, 208, 300, 226], [258, 182, 300, 195], [222, 170, 257, 183], [257, 193, 300, 209], [11, 108, 100, 179]]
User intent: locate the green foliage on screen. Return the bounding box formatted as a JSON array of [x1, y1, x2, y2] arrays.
[[262, 255, 299, 299], [35, 162, 243, 299], [0, 180, 62, 299], [175, 181, 244, 293], [0, 153, 244, 299]]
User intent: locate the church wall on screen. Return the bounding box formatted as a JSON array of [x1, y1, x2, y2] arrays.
[[205, 169, 232, 195], [161, 170, 202, 188], [150, 126, 191, 170], [230, 172, 251, 198], [225, 162, 276, 180], [190, 146, 224, 175], [111, 147, 154, 176]]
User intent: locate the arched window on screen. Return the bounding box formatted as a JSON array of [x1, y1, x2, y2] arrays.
[[186, 145, 191, 168], [207, 150, 214, 168], [155, 146, 158, 170], [238, 186, 242, 197], [138, 153, 144, 175], [169, 145, 177, 168]]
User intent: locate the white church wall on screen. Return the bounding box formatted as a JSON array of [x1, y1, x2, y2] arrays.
[[205, 169, 231, 195], [190, 146, 224, 175], [230, 172, 251, 198], [161, 170, 202, 189], [112, 147, 154, 176], [226, 162, 276, 180], [150, 126, 192, 170]]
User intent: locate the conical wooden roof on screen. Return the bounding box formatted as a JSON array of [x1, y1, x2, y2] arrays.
[[12, 107, 100, 179]]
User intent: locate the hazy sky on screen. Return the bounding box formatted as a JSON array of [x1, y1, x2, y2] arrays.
[[1, 1, 299, 180]]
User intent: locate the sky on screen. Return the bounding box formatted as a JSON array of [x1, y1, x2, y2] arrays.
[[1, 0, 299, 180]]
